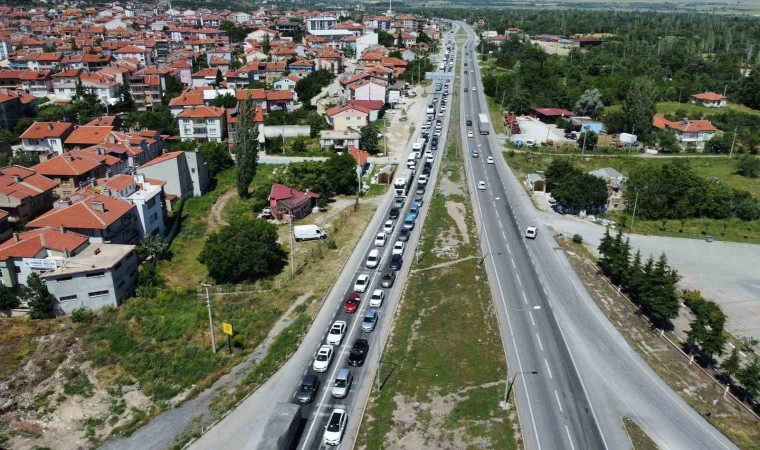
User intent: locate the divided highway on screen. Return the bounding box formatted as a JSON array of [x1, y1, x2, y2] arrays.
[[188, 25, 461, 450], [458, 22, 737, 450]]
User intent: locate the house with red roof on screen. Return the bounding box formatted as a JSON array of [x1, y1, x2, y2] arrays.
[[268, 183, 320, 220], [348, 146, 369, 167], [0, 228, 90, 291], [652, 114, 717, 151], [64, 125, 115, 150], [0, 166, 57, 223], [177, 106, 226, 142], [191, 67, 222, 87], [19, 122, 75, 160], [690, 92, 727, 108], [33, 149, 125, 197], [113, 44, 150, 67], [28, 191, 141, 245], [326, 104, 370, 131]]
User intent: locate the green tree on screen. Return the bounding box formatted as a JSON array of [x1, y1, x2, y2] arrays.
[[235, 98, 260, 198], [208, 93, 238, 108], [377, 30, 395, 47], [262, 33, 271, 55], [323, 152, 359, 195], [123, 104, 178, 135], [657, 130, 682, 154], [359, 122, 380, 154], [573, 89, 604, 118], [738, 69, 760, 110], [736, 154, 760, 178], [622, 78, 657, 142], [137, 233, 169, 266], [198, 218, 285, 283], [0, 284, 20, 310], [295, 69, 335, 107], [721, 348, 741, 380], [23, 273, 55, 319], [737, 358, 760, 400], [197, 142, 234, 175], [14, 117, 35, 136], [163, 75, 184, 102], [290, 136, 308, 153]]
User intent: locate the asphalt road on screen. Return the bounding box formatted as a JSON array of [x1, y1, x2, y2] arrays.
[[458, 22, 738, 450], [188, 28, 460, 450]]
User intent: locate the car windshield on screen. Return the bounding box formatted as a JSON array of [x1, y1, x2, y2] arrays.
[[327, 415, 342, 431], [330, 328, 340, 334], [334, 379, 346, 388], [351, 347, 364, 355], [302, 382, 314, 391], [317, 351, 328, 360]]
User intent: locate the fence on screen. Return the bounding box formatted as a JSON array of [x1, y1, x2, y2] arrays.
[[261, 125, 311, 139]]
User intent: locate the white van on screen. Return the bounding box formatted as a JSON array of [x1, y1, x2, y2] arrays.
[[407, 153, 417, 169], [294, 225, 326, 242]]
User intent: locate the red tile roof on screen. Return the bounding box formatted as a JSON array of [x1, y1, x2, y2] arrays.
[[64, 126, 114, 146], [138, 151, 182, 169], [0, 166, 58, 200], [348, 146, 368, 166], [28, 192, 135, 231], [652, 115, 717, 133], [691, 92, 726, 101], [177, 105, 225, 118], [0, 228, 89, 261], [20, 122, 73, 140], [269, 183, 319, 202]]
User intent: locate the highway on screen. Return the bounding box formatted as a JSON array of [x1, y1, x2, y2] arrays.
[[458, 22, 738, 450], [188, 25, 460, 450]]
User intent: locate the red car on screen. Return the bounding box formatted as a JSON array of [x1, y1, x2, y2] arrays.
[[344, 293, 361, 313]]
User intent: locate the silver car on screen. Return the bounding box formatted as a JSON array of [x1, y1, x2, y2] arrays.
[[362, 309, 378, 333], [331, 368, 353, 399]]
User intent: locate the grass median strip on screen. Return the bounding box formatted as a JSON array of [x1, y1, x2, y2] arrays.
[[357, 29, 520, 450]]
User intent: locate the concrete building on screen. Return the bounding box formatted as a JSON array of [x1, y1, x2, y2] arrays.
[[178, 106, 226, 143], [0, 166, 58, 223], [41, 243, 138, 314], [307, 16, 338, 32], [94, 174, 167, 237], [137, 151, 209, 198], [19, 122, 74, 160]]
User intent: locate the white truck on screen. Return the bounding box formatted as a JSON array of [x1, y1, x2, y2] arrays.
[[293, 225, 326, 242], [619, 133, 638, 146]]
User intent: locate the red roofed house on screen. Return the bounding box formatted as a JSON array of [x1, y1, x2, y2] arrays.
[[0, 166, 57, 223], [326, 104, 370, 132], [28, 191, 141, 244], [137, 151, 210, 198], [64, 125, 115, 150], [652, 114, 717, 151], [177, 106, 226, 142], [347, 100, 383, 122], [0, 228, 90, 291], [690, 92, 727, 108], [348, 146, 369, 167], [19, 122, 75, 160], [530, 107, 576, 123], [33, 149, 125, 197], [268, 183, 320, 220]]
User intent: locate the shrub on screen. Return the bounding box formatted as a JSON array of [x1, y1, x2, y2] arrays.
[[325, 237, 337, 249], [71, 307, 95, 324], [572, 234, 583, 244]]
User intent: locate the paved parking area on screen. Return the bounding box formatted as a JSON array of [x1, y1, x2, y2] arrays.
[[511, 116, 574, 146]]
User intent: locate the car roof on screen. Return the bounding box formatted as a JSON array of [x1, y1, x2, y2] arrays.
[[303, 373, 318, 383], [354, 338, 369, 346], [369, 248, 379, 255], [364, 309, 377, 318], [372, 289, 383, 295], [358, 274, 369, 280], [319, 344, 333, 351], [336, 368, 350, 378]]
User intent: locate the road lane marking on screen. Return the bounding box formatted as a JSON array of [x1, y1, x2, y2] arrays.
[[544, 358, 553, 379], [510, 258, 516, 269], [555, 390, 564, 413], [515, 273, 522, 286], [528, 311, 535, 326], [522, 291, 528, 304], [536, 332, 544, 351], [566, 425, 576, 450]]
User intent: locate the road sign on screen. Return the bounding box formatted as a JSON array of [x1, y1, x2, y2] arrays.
[[222, 322, 233, 336]]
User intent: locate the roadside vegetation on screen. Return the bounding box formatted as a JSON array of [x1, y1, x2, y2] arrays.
[[358, 31, 521, 450]]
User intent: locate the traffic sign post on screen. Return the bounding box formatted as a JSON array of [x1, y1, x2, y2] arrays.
[[222, 322, 234, 355]]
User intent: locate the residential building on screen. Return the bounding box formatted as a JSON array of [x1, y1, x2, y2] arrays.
[[113, 45, 150, 67], [19, 122, 74, 160], [129, 67, 169, 111], [137, 151, 209, 198], [319, 129, 361, 149], [28, 191, 141, 244], [0, 166, 57, 223], [652, 114, 717, 151], [64, 126, 115, 150], [307, 16, 338, 32], [0, 91, 24, 133], [0, 228, 90, 291], [32, 149, 124, 197], [691, 92, 728, 108], [326, 104, 370, 132], [41, 243, 139, 314], [177, 106, 226, 142], [94, 174, 167, 237], [191, 68, 222, 87], [268, 183, 320, 220]]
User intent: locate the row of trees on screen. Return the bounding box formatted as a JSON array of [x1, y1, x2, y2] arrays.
[[625, 160, 760, 221], [0, 274, 56, 319], [598, 228, 681, 329], [544, 159, 608, 212]]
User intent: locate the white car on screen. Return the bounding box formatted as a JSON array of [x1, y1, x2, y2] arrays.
[[525, 139, 536, 147], [418, 174, 429, 186], [313, 345, 334, 373], [370, 289, 385, 308], [374, 232, 386, 247], [354, 274, 370, 292], [525, 226, 538, 239], [472, 86, 477, 91], [366, 249, 381, 269], [392, 241, 405, 256], [434, 129, 442, 137], [426, 154, 434, 163], [323, 408, 347, 446], [326, 321, 347, 346], [467, 131, 474, 138], [487, 156, 494, 164], [383, 220, 394, 234], [477, 181, 486, 191]]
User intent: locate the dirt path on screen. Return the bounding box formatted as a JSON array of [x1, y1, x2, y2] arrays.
[[208, 191, 235, 229]]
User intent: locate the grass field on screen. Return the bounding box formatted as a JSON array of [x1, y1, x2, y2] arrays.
[[622, 417, 660, 450], [504, 152, 760, 242], [357, 30, 520, 449], [605, 101, 760, 118]]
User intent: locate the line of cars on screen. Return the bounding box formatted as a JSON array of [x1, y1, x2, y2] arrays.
[[295, 40, 456, 448]]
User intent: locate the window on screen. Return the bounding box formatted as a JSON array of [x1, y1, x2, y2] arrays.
[[191, 168, 196, 173], [60, 295, 78, 302], [56, 276, 73, 282], [86, 272, 106, 278], [14, 266, 20, 274], [88, 290, 109, 298]]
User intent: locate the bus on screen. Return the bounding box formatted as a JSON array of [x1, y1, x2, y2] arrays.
[[477, 113, 490, 135], [394, 169, 414, 197]]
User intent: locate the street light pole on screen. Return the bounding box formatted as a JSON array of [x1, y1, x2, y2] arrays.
[[288, 214, 295, 276], [729, 126, 738, 158], [201, 283, 217, 353], [630, 189, 640, 230], [504, 370, 538, 404]]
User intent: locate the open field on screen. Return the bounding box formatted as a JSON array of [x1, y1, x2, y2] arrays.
[[559, 238, 760, 449], [357, 33, 521, 449], [605, 101, 760, 118]]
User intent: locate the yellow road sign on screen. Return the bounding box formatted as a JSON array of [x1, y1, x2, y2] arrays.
[[222, 322, 233, 336]]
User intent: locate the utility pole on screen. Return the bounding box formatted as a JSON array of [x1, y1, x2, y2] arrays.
[[354, 165, 362, 212], [581, 129, 588, 157], [630, 189, 640, 230], [201, 283, 217, 353], [729, 126, 738, 158], [288, 215, 295, 276]]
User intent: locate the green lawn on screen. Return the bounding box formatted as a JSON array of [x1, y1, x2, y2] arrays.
[[605, 101, 760, 117], [486, 95, 506, 134]]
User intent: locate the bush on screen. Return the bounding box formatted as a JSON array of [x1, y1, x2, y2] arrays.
[[71, 307, 95, 324], [325, 237, 337, 249], [572, 234, 583, 244], [0, 284, 20, 309]]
